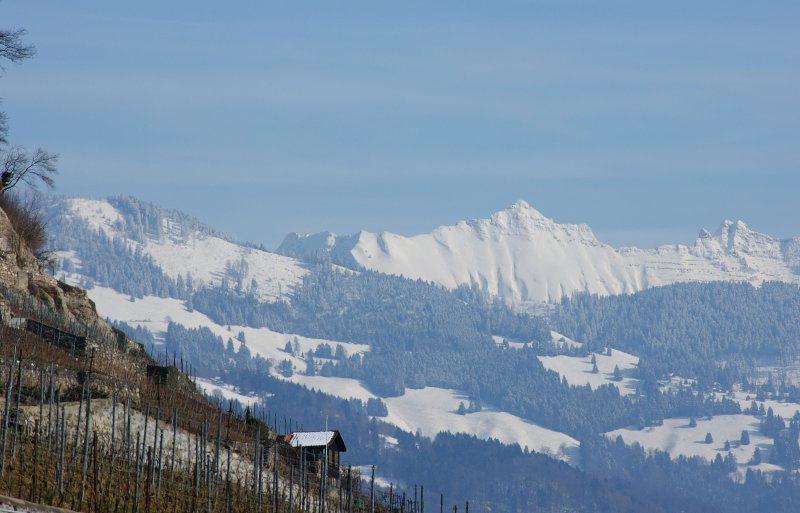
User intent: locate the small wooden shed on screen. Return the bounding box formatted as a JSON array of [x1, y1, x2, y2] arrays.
[[284, 430, 347, 478]]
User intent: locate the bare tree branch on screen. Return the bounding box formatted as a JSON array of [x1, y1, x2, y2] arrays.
[[0, 28, 35, 66], [1, 146, 58, 193], [0, 111, 6, 145]]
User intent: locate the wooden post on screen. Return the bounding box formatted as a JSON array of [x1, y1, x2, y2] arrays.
[[80, 350, 95, 507], [10, 356, 22, 461], [145, 446, 152, 513], [171, 409, 177, 479], [371, 466, 376, 513], [156, 430, 164, 506], [58, 407, 66, 496], [111, 392, 117, 468], [93, 431, 99, 513], [272, 442, 278, 513], [215, 408, 222, 474], [289, 464, 293, 513], [142, 403, 150, 465], [133, 432, 142, 513], [48, 363, 55, 451], [31, 419, 38, 502], [348, 466, 353, 513], [126, 396, 132, 463], [206, 454, 212, 513], [226, 446, 232, 513], [153, 404, 161, 482], [0, 346, 17, 475], [73, 376, 85, 459]]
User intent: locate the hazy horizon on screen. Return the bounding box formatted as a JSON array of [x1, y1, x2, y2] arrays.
[[2, 1, 798, 250]]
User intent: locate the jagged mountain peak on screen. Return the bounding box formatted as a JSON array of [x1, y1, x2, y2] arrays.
[[487, 200, 552, 231], [698, 218, 780, 257], [279, 203, 800, 306], [445, 200, 598, 246]]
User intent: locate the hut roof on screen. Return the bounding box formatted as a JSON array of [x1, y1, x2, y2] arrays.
[[284, 430, 347, 452]]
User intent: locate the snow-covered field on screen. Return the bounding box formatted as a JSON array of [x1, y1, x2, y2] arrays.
[[606, 415, 775, 472], [274, 371, 579, 464], [538, 348, 639, 396], [382, 387, 580, 462], [719, 390, 800, 420], [76, 284, 369, 372], [195, 377, 260, 407]]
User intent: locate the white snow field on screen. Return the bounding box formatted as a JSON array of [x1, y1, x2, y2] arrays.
[[77, 284, 369, 372], [606, 415, 775, 473], [717, 390, 800, 420], [382, 387, 580, 462], [537, 347, 640, 396], [274, 371, 580, 464], [280, 200, 800, 308], [63, 198, 308, 302], [195, 377, 260, 407]]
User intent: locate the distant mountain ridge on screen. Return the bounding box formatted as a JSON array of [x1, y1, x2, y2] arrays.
[[49, 195, 308, 302], [278, 200, 800, 306]]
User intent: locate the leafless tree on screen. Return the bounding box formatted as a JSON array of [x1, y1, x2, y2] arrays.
[[0, 28, 35, 144], [0, 27, 56, 194], [0, 28, 35, 65], [1, 146, 58, 194]]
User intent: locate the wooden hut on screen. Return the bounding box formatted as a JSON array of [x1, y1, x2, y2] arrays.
[[284, 430, 347, 478]]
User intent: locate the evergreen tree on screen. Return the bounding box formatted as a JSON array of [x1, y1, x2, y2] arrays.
[[305, 351, 316, 376]]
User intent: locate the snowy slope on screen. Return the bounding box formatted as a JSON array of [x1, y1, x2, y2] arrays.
[[275, 373, 580, 464], [76, 282, 369, 371], [606, 415, 777, 475], [279, 200, 800, 307], [62, 197, 307, 302], [538, 347, 640, 396]]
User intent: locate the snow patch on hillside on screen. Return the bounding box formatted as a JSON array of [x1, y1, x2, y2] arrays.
[[538, 348, 639, 396], [606, 415, 774, 472], [78, 284, 368, 371], [272, 370, 579, 465], [551, 331, 583, 349], [383, 387, 580, 462], [195, 377, 260, 407]]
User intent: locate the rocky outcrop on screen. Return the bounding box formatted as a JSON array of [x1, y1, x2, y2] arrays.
[[0, 204, 104, 329]]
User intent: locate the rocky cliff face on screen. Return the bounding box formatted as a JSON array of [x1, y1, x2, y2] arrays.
[[0, 204, 103, 328]]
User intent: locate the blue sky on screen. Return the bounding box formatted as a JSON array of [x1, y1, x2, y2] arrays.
[[1, 1, 798, 249]]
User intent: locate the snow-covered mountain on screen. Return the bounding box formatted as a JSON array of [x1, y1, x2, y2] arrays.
[[53, 196, 308, 302], [278, 200, 800, 306]]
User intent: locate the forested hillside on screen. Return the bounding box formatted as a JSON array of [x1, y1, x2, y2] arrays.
[[554, 282, 800, 384]]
